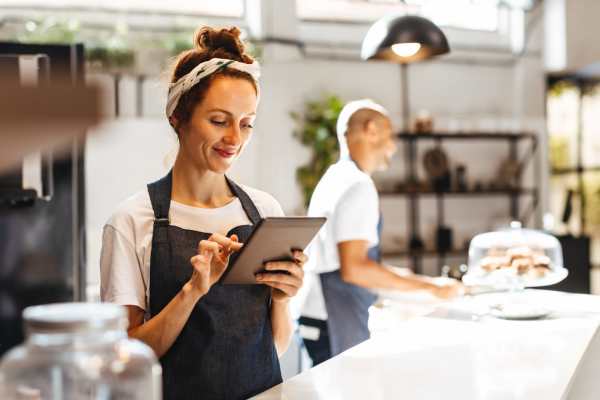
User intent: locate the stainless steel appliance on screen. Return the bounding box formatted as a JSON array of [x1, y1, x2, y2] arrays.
[[0, 42, 87, 356]]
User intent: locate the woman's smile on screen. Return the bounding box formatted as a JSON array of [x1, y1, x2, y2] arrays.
[[213, 146, 237, 159]]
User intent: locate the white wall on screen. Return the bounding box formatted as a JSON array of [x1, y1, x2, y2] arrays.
[[565, 0, 600, 72], [545, 0, 600, 74]]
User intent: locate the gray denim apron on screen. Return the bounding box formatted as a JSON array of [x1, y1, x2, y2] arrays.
[[319, 215, 382, 356], [147, 171, 282, 400]]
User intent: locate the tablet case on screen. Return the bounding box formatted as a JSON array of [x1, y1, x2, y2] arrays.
[[221, 217, 326, 285]]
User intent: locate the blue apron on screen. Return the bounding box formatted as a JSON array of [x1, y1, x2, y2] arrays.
[[319, 215, 382, 356], [147, 172, 282, 400]]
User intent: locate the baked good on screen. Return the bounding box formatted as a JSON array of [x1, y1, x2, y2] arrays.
[[479, 245, 551, 278]]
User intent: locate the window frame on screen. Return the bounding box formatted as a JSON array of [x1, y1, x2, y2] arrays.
[[296, 0, 506, 33], [0, 1, 246, 19]]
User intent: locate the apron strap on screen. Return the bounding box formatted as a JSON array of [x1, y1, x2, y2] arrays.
[[225, 176, 262, 225], [147, 171, 173, 244], [147, 171, 174, 313], [367, 212, 383, 263], [147, 171, 262, 229]]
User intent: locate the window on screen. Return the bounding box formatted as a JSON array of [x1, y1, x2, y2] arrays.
[[297, 0, 501, 32], [418, 0, 500, 31], [547, 78, 600, 243], [0, 0, 245, 18]]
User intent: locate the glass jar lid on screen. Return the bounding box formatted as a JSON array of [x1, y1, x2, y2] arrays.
[[24, 302, 128, 335]]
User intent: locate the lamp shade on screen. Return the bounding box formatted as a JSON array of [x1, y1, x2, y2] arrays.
[[361, 15, 450, 63]]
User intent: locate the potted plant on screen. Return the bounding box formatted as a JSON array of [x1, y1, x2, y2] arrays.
[[291, 94, 344, 208]]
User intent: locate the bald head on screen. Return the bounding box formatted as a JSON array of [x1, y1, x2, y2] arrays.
[[336, 99, 389, 159], [346, 108, 390, 140], [338, 103, 396, 173]]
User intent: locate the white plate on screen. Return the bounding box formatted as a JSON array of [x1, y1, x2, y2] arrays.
[[523, 267, 569, 287], [462, 267, 569, 288], [489, 303, 551, 320]]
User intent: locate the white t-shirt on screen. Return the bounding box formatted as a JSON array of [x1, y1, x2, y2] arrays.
[[298, 159, 379, 320], [100, 185, 284, 314]]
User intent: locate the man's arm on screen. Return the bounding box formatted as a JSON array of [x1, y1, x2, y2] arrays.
[[338, 240, 457, 297]]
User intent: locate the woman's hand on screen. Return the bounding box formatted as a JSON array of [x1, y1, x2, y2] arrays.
[[188, 233, 243, 298], [255, 250, 307, 303]]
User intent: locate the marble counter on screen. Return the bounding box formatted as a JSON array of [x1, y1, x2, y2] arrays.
[[254, 290, 600, 400]]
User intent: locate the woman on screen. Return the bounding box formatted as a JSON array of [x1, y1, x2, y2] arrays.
[[100, 26, 305, 400]]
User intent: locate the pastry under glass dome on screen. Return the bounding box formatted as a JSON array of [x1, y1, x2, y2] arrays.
[[462, 222, 568, 288]]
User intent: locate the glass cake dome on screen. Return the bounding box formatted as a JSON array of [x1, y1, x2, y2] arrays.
[[462, 222, 568, 288]]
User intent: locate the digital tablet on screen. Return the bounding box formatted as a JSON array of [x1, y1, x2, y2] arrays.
[[221, 217, 326, 285]]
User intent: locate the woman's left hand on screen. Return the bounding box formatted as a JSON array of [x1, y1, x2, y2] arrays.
[[255, 250, 307, 303]]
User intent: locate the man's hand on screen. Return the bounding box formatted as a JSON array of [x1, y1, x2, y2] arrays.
[[431, 280, 464, 299]]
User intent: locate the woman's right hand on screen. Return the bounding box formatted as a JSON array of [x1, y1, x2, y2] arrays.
[[188, 233, 243, 297]]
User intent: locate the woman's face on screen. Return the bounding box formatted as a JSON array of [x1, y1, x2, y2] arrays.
[[179, 75, 257, 174]]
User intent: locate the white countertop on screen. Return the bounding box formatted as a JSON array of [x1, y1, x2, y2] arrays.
[[254, 290, 600, 400]]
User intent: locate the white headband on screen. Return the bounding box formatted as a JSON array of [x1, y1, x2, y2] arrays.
[[336, 99, 389, 159], [166, 57, 261, 119]]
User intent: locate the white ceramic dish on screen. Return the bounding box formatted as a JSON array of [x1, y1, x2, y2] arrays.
[[462, 267, 568, 288], [489, 303, 552, 320]]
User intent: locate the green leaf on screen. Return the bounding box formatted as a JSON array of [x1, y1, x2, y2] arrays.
[[291, 94, 344, 208]]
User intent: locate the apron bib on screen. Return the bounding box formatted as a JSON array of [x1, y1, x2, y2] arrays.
[[147, 172, 282, 400], [319, 214, 383, 356]]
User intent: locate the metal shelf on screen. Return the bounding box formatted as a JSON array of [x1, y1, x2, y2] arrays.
[[397, 132, 537, 140], [382, 248, 468, 258], [394, 129, 540, 273], [379, 188, 537, 197]]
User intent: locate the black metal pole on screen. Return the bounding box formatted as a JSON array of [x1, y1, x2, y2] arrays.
[[509, 136, 519, 220], [578, 82, 586, 234], [402, 63, 410, 132], [402, 63, 420, 272], [137, 74, 145, 117], [114, 74, 121, 118]]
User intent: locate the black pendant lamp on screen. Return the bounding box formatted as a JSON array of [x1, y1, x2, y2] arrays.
[[361, 14, 450, 63], [361, 14, 450, 272]]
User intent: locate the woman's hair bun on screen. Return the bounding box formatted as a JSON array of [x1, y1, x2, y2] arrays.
[[194, 26, 246, 60]]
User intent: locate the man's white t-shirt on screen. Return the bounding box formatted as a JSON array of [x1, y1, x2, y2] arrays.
[[298, 159, 379, 320], [100, 185, 284, 315]]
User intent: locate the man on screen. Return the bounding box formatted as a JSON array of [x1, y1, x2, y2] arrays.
[[298, 99, 462, 365]]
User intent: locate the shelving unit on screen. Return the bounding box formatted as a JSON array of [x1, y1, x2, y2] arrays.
[[382, 131, 540, 273], [380, 188, 537, 196], [381, 248, 468, 258]]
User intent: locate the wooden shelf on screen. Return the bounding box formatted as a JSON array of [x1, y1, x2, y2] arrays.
[[397, 132, 537, 140], [382, 248, 468, 258], [379, 188, 537, 197]]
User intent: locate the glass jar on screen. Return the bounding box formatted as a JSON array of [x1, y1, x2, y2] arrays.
[[0, 302, 161, 400]]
